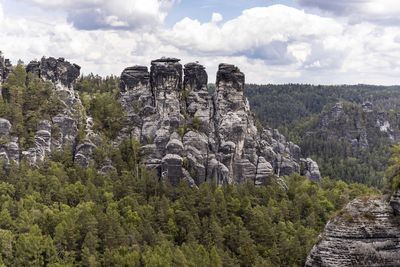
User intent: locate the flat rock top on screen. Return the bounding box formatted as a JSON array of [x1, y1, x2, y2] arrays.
[[306, 196, 400, 267], [123, 66, 149, 72], [184, 62, 205, 70], [151, 57, 181, 63]]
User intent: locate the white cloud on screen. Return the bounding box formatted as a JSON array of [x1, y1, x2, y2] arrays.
[[162, 5, 344, 68], [297, 0, 400, 25], [1, 2, 400, 85], [211, 12, 223, 23], [17, 0, 178, 30], [160, 5, 400, 84], [0, 2, 3, 22]]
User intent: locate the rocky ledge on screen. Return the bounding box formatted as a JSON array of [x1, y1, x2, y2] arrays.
[[306, 195, 400, 267]]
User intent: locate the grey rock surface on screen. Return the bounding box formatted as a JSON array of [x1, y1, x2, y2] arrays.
[[0, 52, 321, 183], [0, 118, 11, 135], [306, 196, 400, 267], [316, 100, 400, 157], [390, 189, 400, 216], [117, 58, 321, 185], [0, 52, 11, 85], [0, 56, 97, 166], [301, 158, 322, 182], [27, 57, 81, 88]]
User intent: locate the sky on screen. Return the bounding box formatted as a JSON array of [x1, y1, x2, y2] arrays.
[[1, 0, 400, 84]]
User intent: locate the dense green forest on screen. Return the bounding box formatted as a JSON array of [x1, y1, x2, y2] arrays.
[[0, 159, 377, 266], [246, 84, 400, 187], [0, 67, 380, 266], [245, 84, 400, 129]]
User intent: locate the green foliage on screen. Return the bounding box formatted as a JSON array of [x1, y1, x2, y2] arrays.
[[246, 84, 400, 188], [0, 67, 381, 267], [76, 75, 124, 140], [0, 152, 377, 266], [88, 93, 124, 139], [386, 144, 400, 191], [178, 125, 188, 138], [0, 65, 63, 149], [191, 116, 201, 131], [75, 74, 119, 94]]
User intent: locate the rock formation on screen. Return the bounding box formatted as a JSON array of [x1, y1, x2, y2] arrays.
[[118, 58, 321, 185], [306, 195, 400, 267], [0, 56, 98, 166], [0, 51, 11, 85], [0, 52, 321, 184], [318, 101, 400, 156]]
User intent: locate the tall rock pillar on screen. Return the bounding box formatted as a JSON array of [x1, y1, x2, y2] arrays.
[[150, 58, 184, 185]]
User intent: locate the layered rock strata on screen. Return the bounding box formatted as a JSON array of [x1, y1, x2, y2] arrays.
[[306, 196, 400, 267]]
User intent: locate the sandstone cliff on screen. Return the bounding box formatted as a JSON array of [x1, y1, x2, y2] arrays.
[[117, 58, 321, 185], [306, 194, 400, 266], [0, 56, 98, 166], [0, 54, 321, 185]]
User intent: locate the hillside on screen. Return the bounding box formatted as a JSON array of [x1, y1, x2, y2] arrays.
[[246, 84, 400, 187], [0, 53, 380, 266]]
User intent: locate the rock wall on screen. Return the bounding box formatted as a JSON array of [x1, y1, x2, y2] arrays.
[[118, 58, 321, 185], [306, 196, 400, 267]]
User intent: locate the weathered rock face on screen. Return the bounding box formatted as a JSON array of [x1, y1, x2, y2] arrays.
[[0, 52, 11, 85], [301, 158, 321, 182], [0, 54, 5, 85], [0, 55, 97, 167], [26, 57, 81, 88], [390, 189, 400, 215], [306, 196, 400, 267], [0, 118, 19, 164], [118, 58, 321, 185], [318, 101, 400, 157], [0, 52, 320, 184]]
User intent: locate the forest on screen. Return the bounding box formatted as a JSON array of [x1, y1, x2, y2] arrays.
[[0, 157, 377, 266], [0, 67, 382, 266], [246, 84, 400, 188]]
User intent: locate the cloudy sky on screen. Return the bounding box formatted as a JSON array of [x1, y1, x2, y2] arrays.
[[1, 0, 400, 84]]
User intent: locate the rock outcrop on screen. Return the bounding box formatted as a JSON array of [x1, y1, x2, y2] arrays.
[[0, 55, 97, 166], [118, 58, 321, 185], [318, 101, 400, 156], [306, 196, 400, 267], [301, 158, 321, 182], [0, 52, 11, 85], [0, 52, 321, 184]]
